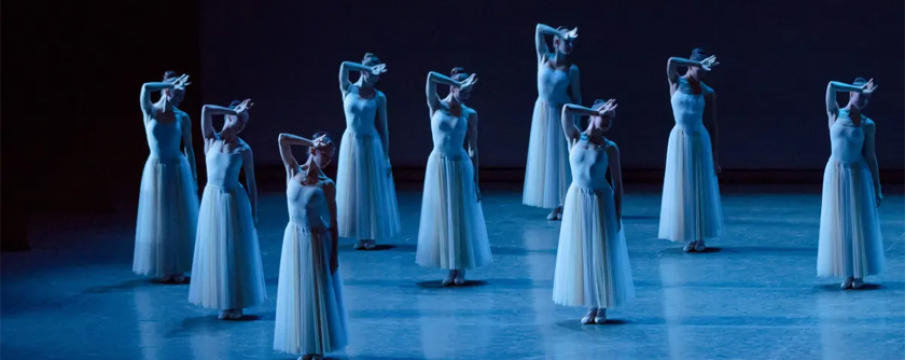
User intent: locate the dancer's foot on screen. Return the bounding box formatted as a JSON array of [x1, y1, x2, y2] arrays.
[[172, 274, 186, 283], [694, 239, 706, 252], [841, 276, 854, 289], [364, 240, 377, 250], [454, 270, 466, 286], [354, 240, 367, 250], [218, 309, 232, 320], [442, 270, 457, 286], [546, 207, 563, 221], [581, 308, 598, 324], [594, 308, 607, 324], [852, 278, 864, 289], [683, 241, 697, 252], [300, 354, 323, 360], [228, 308, 243, 320]]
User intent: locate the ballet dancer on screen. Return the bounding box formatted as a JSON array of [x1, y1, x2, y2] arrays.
[[336, 53, 401, 250], [524, 23, 583, 220], [659, 48, 724, 252], [134, 72, 198, 283], [552, 100, 635, 324], [274, 132, 348, 360], [818, 78, 884, 289], [416, 68, 492, 286], [189, 99, 266, 320]]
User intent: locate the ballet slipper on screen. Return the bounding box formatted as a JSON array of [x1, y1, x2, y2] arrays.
[[841, 277, 854, 289], [454, 270, 466, 285], [218, 310, 231, 320], [594, 308, 607, 324], [694, 239, 706, 252], [228, 309, 243, 320], [364, 240, 377, 250], [581, 308, 598, 324], [442, 270, 456, 286], [852, 278, 864, 289], [683, 241, 697, 252], [353, 240, 366, 250]]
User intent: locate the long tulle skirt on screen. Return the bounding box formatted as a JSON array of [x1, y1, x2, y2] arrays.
[[274, 223, 348, 355], [416, 152, 492, 270], [336, 132, 401, 240], [658, 126, 723, 242], [523, 99, 573, 209], [188, 185, 266, 310], [817, 161, 885, 278], [553, 186, 635, 308], [133, 155, 199, 277]]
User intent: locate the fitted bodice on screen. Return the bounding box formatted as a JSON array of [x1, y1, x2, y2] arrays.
[[205, 143, 244, 189], [537, 63, 571, 105], [145, 118, 183, 161], [829, 110, 866, 164], [286, 177, 331, 229], [569, 136, 611, 191], [670, 79, 706, 131], [343, 87, 379, 137], [430, 108, 469, 157]]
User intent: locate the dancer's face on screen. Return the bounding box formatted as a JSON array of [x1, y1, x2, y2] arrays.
[[850, 91, 870, 109], [165, 88, 185, 107], [311, 144, 335, 168], [689, 67, 705, 82], [554, 37, 574, 55], [591, 113, 613, 132], [225, 113, 249, 134], [451, 86, 471, 101]]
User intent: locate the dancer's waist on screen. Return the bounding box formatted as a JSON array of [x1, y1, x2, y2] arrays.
[[205, 180, 243, 190], [828, 157, 866, 168], [287, 221, 331, 233], [148, 152, 185, 163], [344, 128, 380, 138], [431, 148, 469, 160]]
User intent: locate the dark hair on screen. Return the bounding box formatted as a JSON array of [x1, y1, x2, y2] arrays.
[[363, 52, 381, 66], [592, 99, 615, 119], [853, 77, 868, 85], [228, 100, 242, 108], [451, 67, 469, 82], [690, 48, 707, 61], [311, 131, 335, 150], [163, 71, 178, 81]]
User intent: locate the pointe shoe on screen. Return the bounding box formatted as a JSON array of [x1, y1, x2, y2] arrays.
[[547, 211, 558, 220], [852, 278, 864, 289], [594, 309, 607, 324], [228, 309, 243, 320], [683, 241, 697, 252], [694, 239, 706, 252], [354, 240, 366, 250], [172, 274, 186, 283], [555, 212, 563, 220], [581, 309, 598, 324], [841, 277, 854, 289], [442, 270, 456, 286], [454, 270, 466, 286], [364, 240, 377, 250], [218, 310, 231, 320]]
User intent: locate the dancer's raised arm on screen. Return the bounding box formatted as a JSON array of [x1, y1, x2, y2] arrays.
[[561, 100, 618, 145], [425, 71, 475, 113], [825, 79, 876, 127], [339, 61, 386, 94], [140, 74, 186, 117], [667, 55, 718, 89]]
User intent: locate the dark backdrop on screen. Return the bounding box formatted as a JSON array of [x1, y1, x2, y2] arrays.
[[2, 0, 902, 244], [197, 0, 904, 170]]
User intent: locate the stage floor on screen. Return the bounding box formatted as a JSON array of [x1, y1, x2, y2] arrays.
[[3, 184, 904, 360]]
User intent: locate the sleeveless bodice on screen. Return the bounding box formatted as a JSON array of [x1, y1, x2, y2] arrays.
[[343, 87, 379, 137], [430, 108, 469, 157], [537, 64, 571, 105], [205, 144, 243, 189], [145, 118, 183, 161], [829, 110, 866, 165], [569, 136, 610, 191], [670, 79, 706, 131], [286, 178, 331, 229]]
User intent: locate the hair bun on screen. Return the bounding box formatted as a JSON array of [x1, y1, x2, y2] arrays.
[[451, 67, 465, 75], [228, 100, 242, 108], [163, 71, 178, 81]]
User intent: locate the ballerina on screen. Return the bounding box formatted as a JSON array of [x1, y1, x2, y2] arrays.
[[133, 72, 199, 283], [524, 23, 582, 220], [274, 132, 348, 360], [818, 78, 884, 289], [416, 68, 492, 286], [336, 53, 401, 250], [188, 99, 266, 320], [659, 48, 724, 252], [552, 99, 635, 324]]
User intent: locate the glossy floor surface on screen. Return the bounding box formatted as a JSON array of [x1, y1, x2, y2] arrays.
[[3, 185, 904, 360]]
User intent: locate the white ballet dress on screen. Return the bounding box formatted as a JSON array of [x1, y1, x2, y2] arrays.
[[553, 135, 634, 308], [658, 79, 723, 242], [133, 116, 199, 277], [416, 106, 492, 270], [335, 86, 401, 241], [188, 140, 266, 310], [523, 61, 575, 209], [817, 110, 885, 278], [274, 173, 348, 355]]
